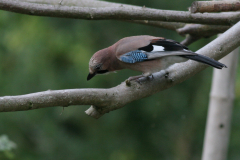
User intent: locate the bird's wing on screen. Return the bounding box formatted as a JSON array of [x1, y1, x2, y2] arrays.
[[117, 38, 196, 64]]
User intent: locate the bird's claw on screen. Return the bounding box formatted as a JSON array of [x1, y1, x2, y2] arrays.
[[125, 75, 143, 86], [125, 74, 155, 86]]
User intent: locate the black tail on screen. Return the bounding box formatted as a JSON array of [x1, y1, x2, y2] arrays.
[[181, 54, 227, 69]]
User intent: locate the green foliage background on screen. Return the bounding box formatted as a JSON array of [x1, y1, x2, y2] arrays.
[[0, 0, 240, 159]]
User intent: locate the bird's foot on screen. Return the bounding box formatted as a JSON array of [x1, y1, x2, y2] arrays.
[[125, 75, 144, 86], [125, 74, 154, 86]]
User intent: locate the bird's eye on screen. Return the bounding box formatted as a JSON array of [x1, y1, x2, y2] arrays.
[[95, 64, 102, 70]]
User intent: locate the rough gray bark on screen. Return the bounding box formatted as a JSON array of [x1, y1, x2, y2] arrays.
[[0, 21, 240, 119], [0, 0, 240, 25]]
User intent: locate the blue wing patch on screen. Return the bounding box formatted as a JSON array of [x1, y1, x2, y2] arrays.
[[120, 50, 148, 63]]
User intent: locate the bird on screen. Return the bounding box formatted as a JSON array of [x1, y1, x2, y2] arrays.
[[87, 35, 227, 81]]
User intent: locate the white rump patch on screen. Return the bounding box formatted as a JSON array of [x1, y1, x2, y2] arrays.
[[152, 45, 165, 52]]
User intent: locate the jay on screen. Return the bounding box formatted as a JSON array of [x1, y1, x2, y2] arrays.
[[87, 35, 227, 81]]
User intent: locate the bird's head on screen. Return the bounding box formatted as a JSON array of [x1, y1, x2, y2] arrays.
[[87, 48, 111, 81]]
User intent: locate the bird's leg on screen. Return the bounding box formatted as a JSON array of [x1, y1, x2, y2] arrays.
[[127, 75, 144, 81], [125, 75, 144, 84], [127, 72, 153, 82], [125, 72, 154, 85], [125, 75, 146, 86]]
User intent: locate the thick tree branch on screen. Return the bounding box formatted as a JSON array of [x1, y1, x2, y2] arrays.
[[21, 0, 130, 7], [190, 1, 240, 13], [18, 0, 205, 32], [16, 0, 237, 38], [22, 0, 186, 30], [1, 21, 240, 119], [0, 0, 240, 25], [3, 0, 237, 40]]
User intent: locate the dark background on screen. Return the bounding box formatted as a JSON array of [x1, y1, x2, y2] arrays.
[[0, 0, 240, 159]]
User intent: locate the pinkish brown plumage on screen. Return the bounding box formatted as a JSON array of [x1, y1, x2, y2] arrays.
[[87, 35, 226, 81]]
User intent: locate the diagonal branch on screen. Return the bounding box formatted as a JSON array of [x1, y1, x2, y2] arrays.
[[0, 0, 240, 25], [1, 21, 240, 119]]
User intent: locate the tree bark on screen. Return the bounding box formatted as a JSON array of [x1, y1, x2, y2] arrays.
[[190, 1, 240, 13]]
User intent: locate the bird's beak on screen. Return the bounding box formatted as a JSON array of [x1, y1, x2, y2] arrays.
[[87, 72, 96, 81]]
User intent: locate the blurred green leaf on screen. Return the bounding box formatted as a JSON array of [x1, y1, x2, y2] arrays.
[[0, 135, 17, 151], [0, 135, 16, 159]]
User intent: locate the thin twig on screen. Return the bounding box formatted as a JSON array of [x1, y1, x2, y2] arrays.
[[177, 24, 230, 37], [181, 35, 201, 46]]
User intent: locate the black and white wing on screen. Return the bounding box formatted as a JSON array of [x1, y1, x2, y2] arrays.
[[119, 38, 227, 69]]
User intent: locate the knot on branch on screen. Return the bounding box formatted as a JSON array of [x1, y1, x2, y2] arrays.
[[85, 105, 104, 119]]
